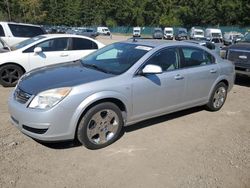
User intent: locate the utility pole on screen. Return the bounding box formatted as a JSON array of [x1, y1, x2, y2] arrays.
[[5, 0, 11, 21]]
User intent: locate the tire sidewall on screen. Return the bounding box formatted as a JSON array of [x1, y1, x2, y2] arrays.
[[0, 64, 23, 87], [207, 82, 228, 111], [77, 102, 124, 149]]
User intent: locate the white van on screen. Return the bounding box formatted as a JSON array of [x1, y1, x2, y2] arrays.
[[190, 27, 204, 39], [0, 22, 45, 46], [163, 27, 174, 40], [205, 28, 222, 39], [133, 27, 141, 37], [97, 27, 111, 36]]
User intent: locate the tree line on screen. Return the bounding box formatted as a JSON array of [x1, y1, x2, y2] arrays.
[[0, 0, 249, 28]]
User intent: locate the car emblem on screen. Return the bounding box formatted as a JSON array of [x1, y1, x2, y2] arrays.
[[239, 55, 247, 59]]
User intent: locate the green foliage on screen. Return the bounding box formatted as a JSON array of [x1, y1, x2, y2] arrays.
[[0, 0, 249, 26]]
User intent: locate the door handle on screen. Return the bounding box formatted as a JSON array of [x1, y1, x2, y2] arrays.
[[210, 69, 217, 73], [60, 53, 69, 57], [174, 74, 184, 80]]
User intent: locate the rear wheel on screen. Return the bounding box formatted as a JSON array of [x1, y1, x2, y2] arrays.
[[206, 82, 228, 111], [0, 64, 24, 87], [77, 102, 123, 149]]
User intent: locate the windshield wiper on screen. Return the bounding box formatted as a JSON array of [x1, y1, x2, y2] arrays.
[[81, 62, 113, 74]]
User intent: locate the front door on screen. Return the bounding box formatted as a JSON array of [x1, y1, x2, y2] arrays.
[[27, 37, 70, 70], [131, 47, 187, 121]]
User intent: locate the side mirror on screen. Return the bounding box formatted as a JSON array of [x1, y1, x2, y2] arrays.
[[34, 47, 42, 54], [141, 64, 163, 75]]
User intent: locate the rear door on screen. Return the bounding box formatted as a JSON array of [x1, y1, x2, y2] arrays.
[[179, 46, 219, 105], [67, 37, 99, 61]]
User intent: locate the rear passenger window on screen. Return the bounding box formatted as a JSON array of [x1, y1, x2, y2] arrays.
[[181, 47, 215, 68], [71, 38, 98, 50], [0, 25, 5, 36], [8, 24, 45, 37]]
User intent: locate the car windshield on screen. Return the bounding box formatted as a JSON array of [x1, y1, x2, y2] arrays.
[[212, 33, 221, 38], [10, 35, 46, 50], [165, 31, 172, 34], [179, 30, 187, 34], [80, 43, 151, 75], [195, 31, 204, 35]]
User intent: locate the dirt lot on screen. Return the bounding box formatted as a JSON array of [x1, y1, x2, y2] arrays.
[[0, 35, 250, 188]]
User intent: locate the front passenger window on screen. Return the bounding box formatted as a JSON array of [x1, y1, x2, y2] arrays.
[[36, 38, 69, 52], [145, 48, 179, 71]]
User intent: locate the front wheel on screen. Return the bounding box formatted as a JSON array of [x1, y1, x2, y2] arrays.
[[0, 64, 24, 87], [77, 102, 123, 149], [206, 82, 228, 111]]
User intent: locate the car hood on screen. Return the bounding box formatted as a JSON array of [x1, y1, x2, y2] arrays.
[[229, 43, 250, 50], [18, 61, 115, 95]]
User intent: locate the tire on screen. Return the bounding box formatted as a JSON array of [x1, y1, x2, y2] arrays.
[[0, 64, 24, 87], [206, 82, 228, 111], [77, 102, 124, 149]]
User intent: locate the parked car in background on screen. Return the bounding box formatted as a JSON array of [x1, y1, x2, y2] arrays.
[[97, 27, 111, 36], [223, 32, 243, 46], [8, 40, 235, 149], [210, 38, 224, 49], [66, 28, 98, 38], [0, 34, 104, 87], [0, 38, 10, 53], [133, 27, 141, 37], [184, 39, 220, 54], [190, 27, 204, 39], [163, 27, 174, 40], [0, 22, 46, 46], [221, 32, 250, 76], [175, 28, 188, 40], [152, 28, 163, 39], [205, 28, 222, 40]]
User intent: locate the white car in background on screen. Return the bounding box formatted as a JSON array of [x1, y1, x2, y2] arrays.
[[0, 34, 105, 87], [0, 22, 46, 46]]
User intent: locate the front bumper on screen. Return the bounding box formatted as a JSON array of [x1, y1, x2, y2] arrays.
[[8, 91, 77, 141]]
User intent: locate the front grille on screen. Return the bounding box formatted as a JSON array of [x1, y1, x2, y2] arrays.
[[14, 87, 32, 104], [228, 50, 250, 66]]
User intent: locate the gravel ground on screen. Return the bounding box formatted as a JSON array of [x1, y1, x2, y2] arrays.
[[0, 35, 250, 188]]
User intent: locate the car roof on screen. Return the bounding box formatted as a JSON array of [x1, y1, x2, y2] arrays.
[[124, 39, 208, 49], [40, 34, 96, 39], [0, 21, 41, 27]]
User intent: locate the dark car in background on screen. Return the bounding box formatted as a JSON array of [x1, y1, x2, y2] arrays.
[[67, 28, 98, 38], [175, 28, 188, 40], [184, 39, 220, 54], [152, 28, 163, 39], [222, 33, 250, 76]]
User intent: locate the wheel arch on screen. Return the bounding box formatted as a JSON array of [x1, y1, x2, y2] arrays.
[[72, 94, 129, 140], [208, 77, 230, 101], [0, 62, 26, 73]]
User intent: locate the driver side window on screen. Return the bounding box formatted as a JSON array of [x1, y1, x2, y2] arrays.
[[145, 48, 179, 72]]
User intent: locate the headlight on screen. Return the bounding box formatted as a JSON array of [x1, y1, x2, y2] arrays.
[[29, 87, 71, 109]]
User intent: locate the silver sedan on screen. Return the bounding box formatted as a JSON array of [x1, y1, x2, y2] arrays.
[[8, 40, 235, 149]]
